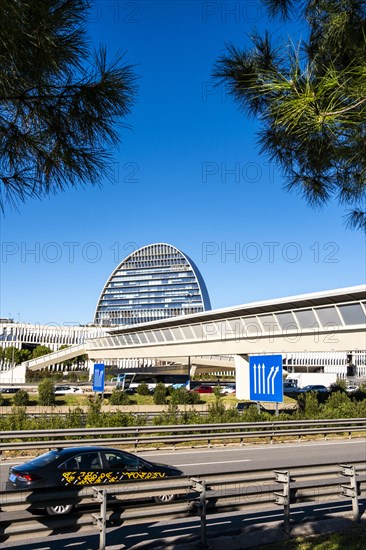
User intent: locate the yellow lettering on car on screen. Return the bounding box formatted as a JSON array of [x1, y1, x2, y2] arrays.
[[62, 471, 77, 484], [62, 470, 167, 485]]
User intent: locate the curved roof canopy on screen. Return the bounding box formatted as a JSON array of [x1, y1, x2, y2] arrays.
[[94, 243, 211, 326]]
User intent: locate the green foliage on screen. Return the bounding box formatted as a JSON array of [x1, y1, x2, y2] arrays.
[[7, 406, 28, 430], [322, 391, 360, 418], [170, 387, 200, 405], [4, 346, 21, 364], [153, 383, 167, 405], [296, 392, 322, 418], [32, 345, 53, 358], [136, 383, 150, 396], [38, 377, 56, 406], [213, 0, 366, 231], [330, 379, 347, 392], [86, 399, 102, 426], [19, 349, 32, 363], [64, 407, 84, 428], [109, 389, 131, 405], [13, 389, 29, 406], [153, 402, 180, 425], [0, 0, 137, 209], [26, 369, 63, 382]]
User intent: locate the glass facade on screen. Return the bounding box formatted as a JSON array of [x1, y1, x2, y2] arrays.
[[94, 243, 211, 326]]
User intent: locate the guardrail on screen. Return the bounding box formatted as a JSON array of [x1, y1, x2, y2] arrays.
[[1, 461, 365, 548], [1, 418, 365, 452]]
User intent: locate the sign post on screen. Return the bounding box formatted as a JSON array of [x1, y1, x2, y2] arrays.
[[93, 363, 105, 399], [249, 355, 283, 404]]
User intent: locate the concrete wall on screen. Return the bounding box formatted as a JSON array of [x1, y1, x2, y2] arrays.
[[0, 363, 26, 385]]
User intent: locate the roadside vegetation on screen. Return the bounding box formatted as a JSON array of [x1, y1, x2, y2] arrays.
[[0, 382, 365, 432]]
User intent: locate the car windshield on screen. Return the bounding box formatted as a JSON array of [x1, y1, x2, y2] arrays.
[[22, 450, 61, 467]]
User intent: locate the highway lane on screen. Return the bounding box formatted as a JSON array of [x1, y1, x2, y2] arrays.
[[0, 439, 365, 549], [1, 439, 365, 488], [140, 439, 366, 474]]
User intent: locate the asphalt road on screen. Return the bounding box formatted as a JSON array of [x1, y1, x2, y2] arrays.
[[1, 439, 365, 489], [1, 439, 365, 549]]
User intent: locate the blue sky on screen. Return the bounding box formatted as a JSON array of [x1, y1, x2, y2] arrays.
[[1, 0, 365, 326]]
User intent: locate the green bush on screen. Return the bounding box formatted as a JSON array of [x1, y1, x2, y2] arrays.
[[153, 383, 167, 404], [322, 392, 359, 418], [86, 399, 102, 426], [38, 378, 56, 406], [13, 389, 30, 406], [296, 392, 321, 418], [136, 382, 150, 396], [109, 389, 131, 405], [170, 387, 200, 405]]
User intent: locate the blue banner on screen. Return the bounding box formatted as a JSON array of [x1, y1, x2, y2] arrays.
[[249, 355, 283, 402], [93, 363, 105, 392]]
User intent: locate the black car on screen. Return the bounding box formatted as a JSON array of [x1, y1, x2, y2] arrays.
[[7, 446, 183, 515], [298, 384, 328, 393], [0, 387, 21, 393]]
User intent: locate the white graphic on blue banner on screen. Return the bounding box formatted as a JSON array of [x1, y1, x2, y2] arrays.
[[93, 363, 105, 392], [249, 355, 283, 402]]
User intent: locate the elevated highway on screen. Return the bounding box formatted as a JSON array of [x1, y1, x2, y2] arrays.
[[21, 285, 366, 397]]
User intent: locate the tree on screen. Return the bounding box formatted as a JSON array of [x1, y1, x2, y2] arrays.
[[213, 0, 366, 231], [153, 382, 167, 405], [4, 346, 21, 364], [0, 0, 137, 210], [38, 377, 56, 406], [13, 389, 30, 406], [32, 345, 53, 358]]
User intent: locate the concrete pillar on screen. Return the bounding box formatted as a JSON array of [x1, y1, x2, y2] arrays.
[[234, 354, 250, 400], [87, 360, 95, 381]]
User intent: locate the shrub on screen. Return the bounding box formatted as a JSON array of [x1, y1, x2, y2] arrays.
[[86, 399, 102, 426], [329, 379, 347, 393], [153, 383, 167, 404], [322, 392, 358, 418], [171, 387, 200, 405], [38, 378, 56, 406], [13, 389, 29, 406], [136, 382, 150, 396], [296, 392, 322, 418], [109, 389, 131, 405]]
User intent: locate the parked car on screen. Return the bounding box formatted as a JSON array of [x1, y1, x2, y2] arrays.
[[53, 385, 83, 395], [283, 382, 299, 394], [298, 384, 328, 393], [0, 387, 21, 393], [346, 385, 358, 393], [220, 385, 236, 395], [192, 385, 214, 394], [6, 446, 183, 515]]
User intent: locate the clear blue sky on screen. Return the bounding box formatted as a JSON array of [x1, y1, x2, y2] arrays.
[[1, 1, 365, 326]]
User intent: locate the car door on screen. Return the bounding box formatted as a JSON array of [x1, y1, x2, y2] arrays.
[[102, 450, 167, 482], [59, 451, 105, 486]]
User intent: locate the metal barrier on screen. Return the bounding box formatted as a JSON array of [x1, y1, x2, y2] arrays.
[[1, 461, 365, 548], [1, 418, 365, 452]]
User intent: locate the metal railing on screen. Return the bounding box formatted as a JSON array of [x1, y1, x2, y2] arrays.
[[1, 418, 365, 452], [1, 461, 365, 548]]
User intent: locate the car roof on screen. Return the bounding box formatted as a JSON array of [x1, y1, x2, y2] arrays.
[[53, 446, 133, 456]]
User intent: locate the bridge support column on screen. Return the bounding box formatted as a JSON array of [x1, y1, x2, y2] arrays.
[[234, 354, 250, 400], [87, 360, 95, 381]]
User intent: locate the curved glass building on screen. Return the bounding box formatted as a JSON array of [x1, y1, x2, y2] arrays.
[[94, 243, 211, 326]]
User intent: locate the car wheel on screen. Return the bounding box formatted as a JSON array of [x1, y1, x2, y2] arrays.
[[154, 494, 176, 504], [46, 504, 74, 515]]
